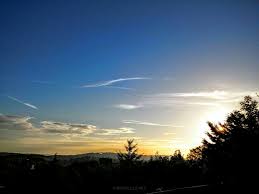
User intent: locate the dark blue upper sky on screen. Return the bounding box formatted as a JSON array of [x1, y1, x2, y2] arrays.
[[0, 0, 258, 154]]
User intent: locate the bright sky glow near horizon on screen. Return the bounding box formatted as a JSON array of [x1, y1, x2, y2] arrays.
[[0, 0, 258, 155]]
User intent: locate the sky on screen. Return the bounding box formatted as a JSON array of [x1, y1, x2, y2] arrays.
[[0, 0, 258, 155]]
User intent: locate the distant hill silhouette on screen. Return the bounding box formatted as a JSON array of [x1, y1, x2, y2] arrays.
[[0, 152, 152, 164]]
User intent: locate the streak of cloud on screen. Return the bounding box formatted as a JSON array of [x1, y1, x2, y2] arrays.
[[139, 90, 258, 108], [123, 120, 184, 128], [40, 121, 96, 134], [148, 91, 257, 100], [81, 77, 150, 88], [96, 127, 136, 135], [114, 104, 143, 110], [104, 86, 135, 91], [7, 96, 38, 110]]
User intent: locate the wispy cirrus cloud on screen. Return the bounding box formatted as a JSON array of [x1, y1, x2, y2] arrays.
[[96, 127, 136, 136], [152, 91, 229, 99], [104, 86, 136, 91], [147, 91, 257, 101], [40, 121, 97, 135], [186, 102, 220, 106], [81, 77, 150, 88], [7, 96, 38, 110], [123, 120, 184, 128], [140, 90, 258, 107], [114, 104, 143, 110], [141, 99, 220, 107]]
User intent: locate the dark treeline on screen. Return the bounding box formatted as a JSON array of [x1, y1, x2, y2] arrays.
[[0, 96, 258, 193]]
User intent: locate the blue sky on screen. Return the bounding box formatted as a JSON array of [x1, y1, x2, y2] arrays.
[[0, 0, 258, 154]]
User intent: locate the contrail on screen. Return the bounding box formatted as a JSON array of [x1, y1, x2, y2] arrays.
[[7, 95, 38, 110], [81, 77, 151, 88]]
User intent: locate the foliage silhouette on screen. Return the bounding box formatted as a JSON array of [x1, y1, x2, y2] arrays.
[[200, 96, 259, 189], [117, 139, 142, 167]]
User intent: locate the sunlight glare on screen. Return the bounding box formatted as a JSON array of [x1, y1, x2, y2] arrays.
[[196, 107, 231, 139]]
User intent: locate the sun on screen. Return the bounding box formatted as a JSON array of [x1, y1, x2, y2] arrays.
[[206, 108, 229, 124], [196, 107, 231, 139]]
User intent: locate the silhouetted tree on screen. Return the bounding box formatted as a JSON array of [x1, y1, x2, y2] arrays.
[[117, 139, 142, 167], [202, 96, 259, 188], [187, 146, 203, 162], [53, 153, 58, 163], [170, 150, 184, 163]]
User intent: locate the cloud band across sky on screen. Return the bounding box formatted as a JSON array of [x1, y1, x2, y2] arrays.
[[0, 114, 136, 137], [129, 90, 259, 108]]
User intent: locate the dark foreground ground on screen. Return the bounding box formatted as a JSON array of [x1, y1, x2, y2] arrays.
[[0, 153, 256, 194], [0, 183, 255, 194]]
